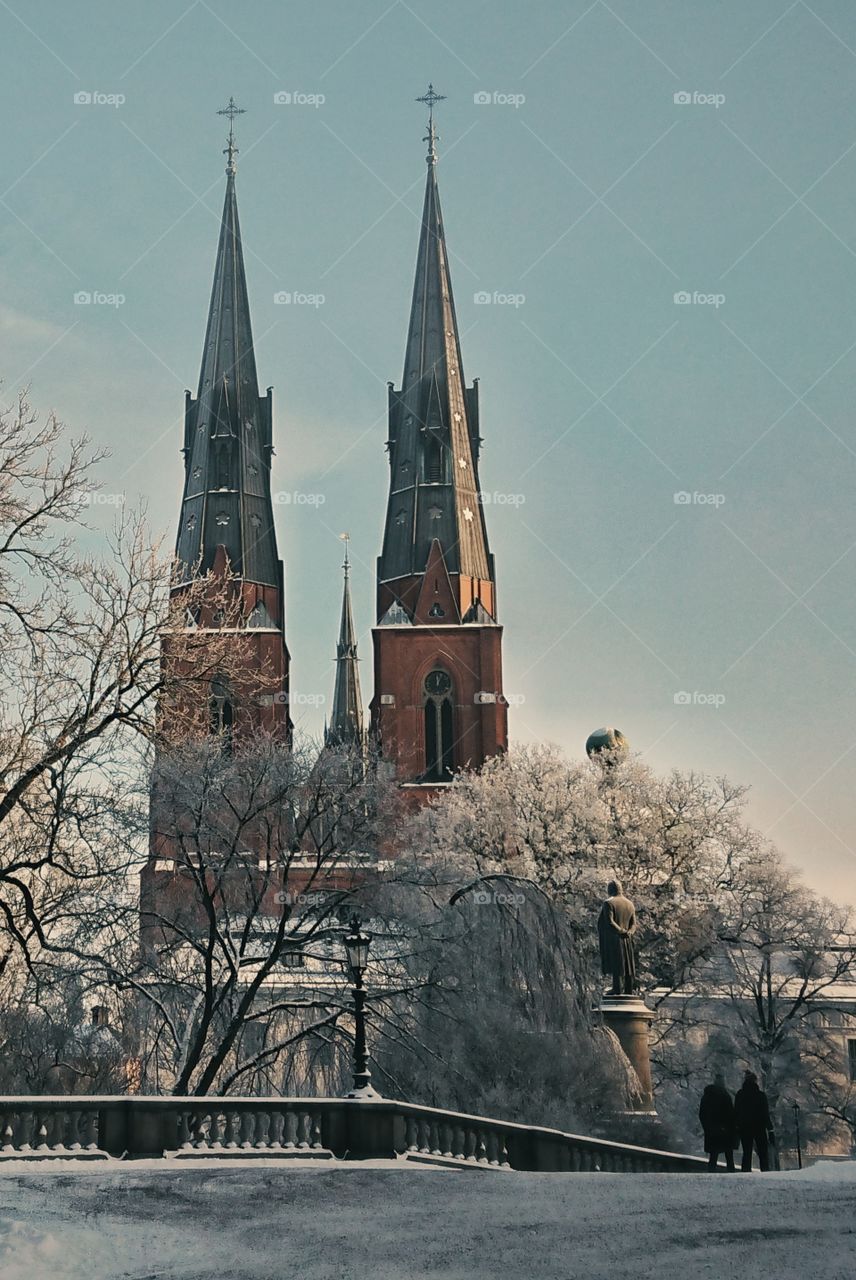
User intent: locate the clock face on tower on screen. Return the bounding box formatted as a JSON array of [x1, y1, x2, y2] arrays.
[[425, 669, 452, 696]]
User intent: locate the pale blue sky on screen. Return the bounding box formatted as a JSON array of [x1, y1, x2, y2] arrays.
[[2, 0, 856, 899]]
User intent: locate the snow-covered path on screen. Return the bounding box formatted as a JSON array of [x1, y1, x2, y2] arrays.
[[0, 1160, 854, 1280]]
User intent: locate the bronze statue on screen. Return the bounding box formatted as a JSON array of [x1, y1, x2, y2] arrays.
[[598, 879, 637, 996]]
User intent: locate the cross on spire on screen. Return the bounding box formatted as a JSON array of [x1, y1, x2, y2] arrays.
[[218, 96, 246, 175], [416, 82, 446, 165]]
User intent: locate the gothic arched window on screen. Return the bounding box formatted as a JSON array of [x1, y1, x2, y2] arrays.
[[209, 675, 234, 753], [423, 668, 454, 782]]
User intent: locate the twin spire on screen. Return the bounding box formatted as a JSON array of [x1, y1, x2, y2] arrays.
[[175, 96, 280, 590], [378, 85, 494, 615], [177, 88, 491, 745]]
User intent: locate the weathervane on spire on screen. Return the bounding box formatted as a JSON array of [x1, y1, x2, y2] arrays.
[[416, 82, 446, 164], [339, 531, 351, 579], [218, 96, 246, 175]]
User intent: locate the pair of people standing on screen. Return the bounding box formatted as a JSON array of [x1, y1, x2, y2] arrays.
[[699, 1071, 774, 1171]]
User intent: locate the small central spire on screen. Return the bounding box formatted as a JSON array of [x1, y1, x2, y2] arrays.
[[416, 82, 446, 165], [326, 534, 364, 750], [218, 95, 246, 175]]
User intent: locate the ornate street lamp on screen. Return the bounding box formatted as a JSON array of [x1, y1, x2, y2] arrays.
[[343, 915, 378, 1098], [792, 1101, 802, 1170]]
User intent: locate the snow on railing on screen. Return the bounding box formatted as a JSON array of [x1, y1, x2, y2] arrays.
[[0, 1096, 707, 1172]]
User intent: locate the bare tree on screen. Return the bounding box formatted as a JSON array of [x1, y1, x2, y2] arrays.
[[109, 736, 420, 1097], [0, 389, 261, 968]]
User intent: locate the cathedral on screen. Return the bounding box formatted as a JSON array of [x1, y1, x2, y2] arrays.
[[143, 89, 508, 910]]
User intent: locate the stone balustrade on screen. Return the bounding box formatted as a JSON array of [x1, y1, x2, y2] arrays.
[[0, 1096, 707, 1172]]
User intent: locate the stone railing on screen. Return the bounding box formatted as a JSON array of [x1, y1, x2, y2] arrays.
[[0, 1096, 707, 1172]]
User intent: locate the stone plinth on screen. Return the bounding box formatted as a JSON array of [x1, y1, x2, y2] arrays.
[[600, 996, 656, 1113]]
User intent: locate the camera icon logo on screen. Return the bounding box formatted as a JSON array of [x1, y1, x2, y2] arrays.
[[673, 291, 692, 305], [473, 291, 491, 305], [673, 491, 691, 504], [673, 91, 692, 105], [673, 691, 692, 705], [74, 91, 92, 105], [473, 91, 491, 105], [472, 889, 492, 905], [74, 291, 92, 305], [273, 92, 292, 105], [273, 291, 291, 304]]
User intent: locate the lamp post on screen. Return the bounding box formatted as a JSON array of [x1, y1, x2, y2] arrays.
[[343, 915, 377, 1099], [792, 1101, 802, 1170]]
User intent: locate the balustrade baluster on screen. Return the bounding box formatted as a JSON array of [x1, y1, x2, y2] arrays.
[[283, 1110, 297, 1149], [194, 1112, 212, 1149], [255, 1112, 271, 1149], [224, 1111, 239, 1148], [268, 1111, 284, 1148], [67, 1110, 82, 1151], [1, 1116, 15, 1154], [177, 1112, 193, 1150], [440, 1122, 453, 1158], [81, 1110, 98, 1151], [239, 1111, 255, 1149], [405, 1117, 418, 1152], [309, 1114, 322, 1150], [210, 1112, 226, 1149], [17, 1110, 34, 1152], [297, 1112, 311, 1148], [51, 1110, 68, 1152]]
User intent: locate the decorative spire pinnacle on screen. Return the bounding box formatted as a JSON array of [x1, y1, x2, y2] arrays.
[[416, 82, 446, 165], [326, 535, 364, 749], [218, 95, 246, 175]]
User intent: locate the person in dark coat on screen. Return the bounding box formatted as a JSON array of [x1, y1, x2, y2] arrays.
[[597, 880, 637, 995], [734, 1070, 773, 1172], [699, 1073, 736, 1171]]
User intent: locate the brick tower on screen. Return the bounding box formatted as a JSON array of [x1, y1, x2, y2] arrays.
[[370, 87, 507, 800]]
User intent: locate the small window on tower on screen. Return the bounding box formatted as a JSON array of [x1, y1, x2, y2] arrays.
[[425, 435, 443, 483], [210, 675, 234, 754], [247, 601, 274, 628]]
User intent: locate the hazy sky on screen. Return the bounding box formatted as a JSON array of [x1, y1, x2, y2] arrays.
[[2, 0, 856, 900]]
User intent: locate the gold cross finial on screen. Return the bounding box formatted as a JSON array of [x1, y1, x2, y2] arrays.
[[416, 83, 446, 164], [218, 96, 246, 175]]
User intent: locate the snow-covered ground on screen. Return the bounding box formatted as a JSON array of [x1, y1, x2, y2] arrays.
[[0, 1158, 854, 1280]]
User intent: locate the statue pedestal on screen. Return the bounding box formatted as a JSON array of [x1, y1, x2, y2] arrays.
[[599, 996, 656, 1114]]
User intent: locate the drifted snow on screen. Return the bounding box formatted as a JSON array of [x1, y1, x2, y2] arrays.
[[0, 1159, 853, 1280]]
